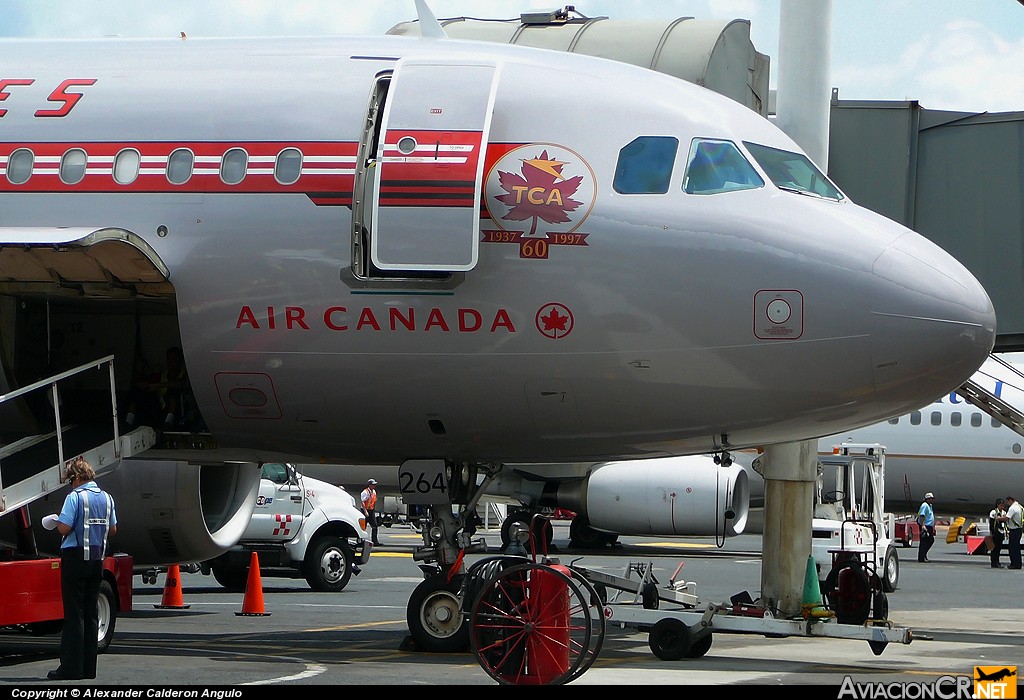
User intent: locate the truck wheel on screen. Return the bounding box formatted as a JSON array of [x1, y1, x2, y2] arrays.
[[304, 537, 354, 592], [211, 562, 248, 592], [407, 573, 469, 652], [881, 546, 899, 592], [98, 579, 117, 653]]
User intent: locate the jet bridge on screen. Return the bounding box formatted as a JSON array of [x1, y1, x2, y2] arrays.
[[0, 355, 155, 518]]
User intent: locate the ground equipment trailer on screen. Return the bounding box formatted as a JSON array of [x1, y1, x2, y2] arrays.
[[455, 518, 912, 686], [0, 550, 133, 652]]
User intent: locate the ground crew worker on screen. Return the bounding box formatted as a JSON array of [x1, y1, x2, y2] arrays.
[[917, 492, 936, 562], [46, 457, 118, 681], [361, 478, 380, 546]]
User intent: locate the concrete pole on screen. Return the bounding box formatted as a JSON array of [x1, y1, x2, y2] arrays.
[[759, 441, 818, 614], [760, 0, 833, 617]]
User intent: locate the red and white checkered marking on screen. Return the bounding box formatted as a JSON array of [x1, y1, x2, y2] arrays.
[[273, 514, 293, 536]]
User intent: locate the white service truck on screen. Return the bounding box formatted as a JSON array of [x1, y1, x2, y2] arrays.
[[202, 463, 371, 591]]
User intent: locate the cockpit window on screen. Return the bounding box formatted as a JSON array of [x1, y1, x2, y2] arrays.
[[743, 141, 844, 201], [683, 139, 764, 195], [613, 136, 678, 194]]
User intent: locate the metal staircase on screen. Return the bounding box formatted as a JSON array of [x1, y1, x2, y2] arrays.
[[955, 353, 1024, 439], [0, 355, 155, 515]]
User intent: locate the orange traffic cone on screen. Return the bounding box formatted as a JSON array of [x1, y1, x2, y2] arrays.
[[154, 564, 191, 609], [235, 551, 271, 616]]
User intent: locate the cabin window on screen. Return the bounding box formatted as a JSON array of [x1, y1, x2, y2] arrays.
[[971, 413, 983, 427], [613, 136, 677, 194], [221, 148, 248, 185], [683, 139, 764, 195], [888, 417, 899, 424], [167, 149, 194, 185], [950, 411, 962, 427], [910, 411, 921, 425], [991, 416, 1002, 428], [930, 411, 942, 426], [60, 148, 87, 185], [6, 148, 34, 184], [743, 141, 844, 201], [275, 148, 302, 185], [113, 148, 141, 185]]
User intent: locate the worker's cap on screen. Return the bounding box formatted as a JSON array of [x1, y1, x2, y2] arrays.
[[924, 492, 934, 499], [367, 478, 378, 485]]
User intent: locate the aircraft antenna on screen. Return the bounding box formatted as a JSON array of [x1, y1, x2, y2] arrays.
[[414, 0, 448, 39]]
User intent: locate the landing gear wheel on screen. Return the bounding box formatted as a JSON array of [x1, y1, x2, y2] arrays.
[[881, 546, 899, 592], [648, 618, 692, 661], [469, 562, 604, 685], [500, 512, 554, 551], [304, 537, 354, 592], [97, 579, 117, 653], [407, 573, 469, 652], [568, 516, 615, 549], [500, 513, 529, 548], [211, 562, 248, 592]]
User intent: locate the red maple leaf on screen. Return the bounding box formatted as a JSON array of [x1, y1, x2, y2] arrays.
[[495, 150, 584, 236], [540, 307, 568, 333]]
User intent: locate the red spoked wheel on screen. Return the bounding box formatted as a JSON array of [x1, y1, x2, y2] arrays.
[[469, 561, 605, 685]]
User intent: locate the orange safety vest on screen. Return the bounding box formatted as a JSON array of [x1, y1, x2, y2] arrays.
[[362, 488, 377, 511]]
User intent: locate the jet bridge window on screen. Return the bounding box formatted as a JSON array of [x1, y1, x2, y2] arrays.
[[613, 136, 678, 194], [683, 139, 764, 195], [6, 148, 34, 185], [743, 141, 844, 201]]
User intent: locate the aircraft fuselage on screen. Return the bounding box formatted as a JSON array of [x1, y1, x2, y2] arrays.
[[0, 36, 996, 465]]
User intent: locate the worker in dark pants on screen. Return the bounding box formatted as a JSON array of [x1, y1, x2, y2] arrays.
[[44, 458, 118, 681], [917, 492, 936, 562]]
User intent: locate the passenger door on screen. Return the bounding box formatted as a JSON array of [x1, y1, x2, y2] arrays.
[[356, 58, 499, 274]]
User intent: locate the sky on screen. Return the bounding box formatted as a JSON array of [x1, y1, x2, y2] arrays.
[[1, 0, 1022, 113]]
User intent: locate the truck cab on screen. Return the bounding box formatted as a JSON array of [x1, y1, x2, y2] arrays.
[[204, 463, 371, 591]]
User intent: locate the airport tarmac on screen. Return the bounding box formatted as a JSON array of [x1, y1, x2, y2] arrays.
[[1, 522, 1021, 689]]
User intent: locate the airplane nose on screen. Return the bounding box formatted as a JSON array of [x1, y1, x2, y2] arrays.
[[869, 230, 996, 407]]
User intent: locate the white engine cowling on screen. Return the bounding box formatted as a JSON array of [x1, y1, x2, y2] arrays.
[[577, 456, 749, 537], [104, 459, 262, 564], [7, 458, 262, 565]]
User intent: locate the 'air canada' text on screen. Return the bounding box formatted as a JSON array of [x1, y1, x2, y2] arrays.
[[235, 305, 517, 333]]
